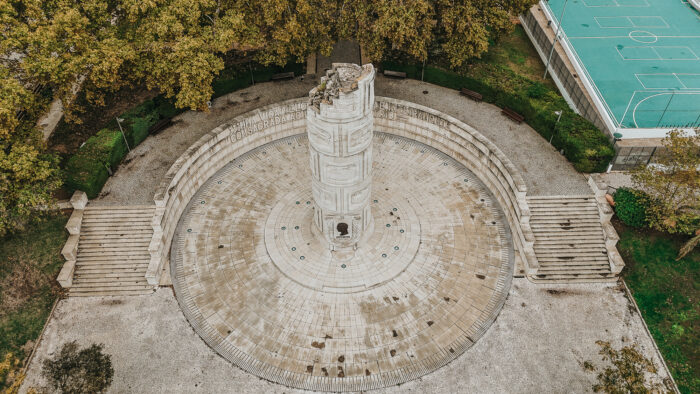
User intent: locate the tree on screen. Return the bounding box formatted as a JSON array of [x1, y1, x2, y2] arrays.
[[434, 0, 536, 67], [339, 0, 537, 66], [0, 141, 62, 235], [0, 64, 61, 235], [630, 129, 700, 236], [42, 342, 114, 394], [584, 341, 670, 394]]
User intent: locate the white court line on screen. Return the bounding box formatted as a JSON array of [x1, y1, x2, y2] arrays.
[[631, 91, 700, 127], [616, 45, 660, 60], [619, 91, 639, 126], [594, 16, 669, 28], [651, 46, 700, 60], [629, 16, 669, 28], [595, 16, 633, 28], [615, 46, 699, 60], [582, 0, 650, 7], [569, 35, 700, 39], [634, 73, 696, 89]]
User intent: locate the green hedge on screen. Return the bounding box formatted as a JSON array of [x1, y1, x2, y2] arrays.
[[614, 187, 649, 228], [65, 129, 127, 198], [381, 62, 614, 173], [117, 95, 182, 147]]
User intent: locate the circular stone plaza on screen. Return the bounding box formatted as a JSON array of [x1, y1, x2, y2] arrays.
[[171, 65, 513, 390], [25, 64, 674, 393]]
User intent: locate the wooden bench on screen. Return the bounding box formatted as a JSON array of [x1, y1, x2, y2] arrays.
[[501, 107, 524, 124], [460, 88, 482, 102], [271, 72, 295, 81], [383, 70, 407, 79], [148, 118, 173, 135]]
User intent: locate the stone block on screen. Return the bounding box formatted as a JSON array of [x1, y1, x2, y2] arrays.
[[65, 209, 83, 235], [607, 247, 625, 274], [57, 260, 76, 288], [603, 222, 619, 247], [70, 190, 88, 209], [61, 234, 79, 261], [145, 255, 163, 286]]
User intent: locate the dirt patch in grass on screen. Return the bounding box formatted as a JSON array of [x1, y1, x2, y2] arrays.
[[615, 218, 700, 394]]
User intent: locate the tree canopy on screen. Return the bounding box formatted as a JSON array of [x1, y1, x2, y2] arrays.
[[631, 129, 700, 235], [0, 0, 536, 234], [2, 0, 536, 113]]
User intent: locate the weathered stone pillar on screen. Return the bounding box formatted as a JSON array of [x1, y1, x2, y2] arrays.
[[307, 63, 375, 249]]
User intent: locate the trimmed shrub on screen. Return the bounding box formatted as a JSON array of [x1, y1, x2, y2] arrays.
[[614, 188, 649, 228], [380, 62, 614, 172], [65, 129, 127, 198]]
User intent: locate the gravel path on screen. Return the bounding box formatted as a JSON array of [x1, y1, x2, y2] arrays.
[[94, 75, 591, 206], [21, 281, 671, 393]]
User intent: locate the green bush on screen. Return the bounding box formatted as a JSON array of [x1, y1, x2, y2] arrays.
[[117, 95, 183, 147], [65, 129, 127, 198], [381, 62, 614, 172], [614, 187, 649, 227]]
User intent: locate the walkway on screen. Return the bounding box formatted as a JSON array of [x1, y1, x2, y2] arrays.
[[21, 282, 672, 393]]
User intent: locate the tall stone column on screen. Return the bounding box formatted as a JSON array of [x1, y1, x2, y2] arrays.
[[307, 63, 375, 249]]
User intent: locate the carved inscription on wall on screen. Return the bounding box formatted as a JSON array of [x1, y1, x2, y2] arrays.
[[228, 102, 306, 141], [373, 101, 449, 129]]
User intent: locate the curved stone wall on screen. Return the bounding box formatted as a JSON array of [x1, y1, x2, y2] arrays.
[[146, 97, 537, 284]]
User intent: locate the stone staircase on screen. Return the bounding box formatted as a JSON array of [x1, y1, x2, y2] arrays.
[[69, 205, 156, 296], [528, 195, 618, 282]]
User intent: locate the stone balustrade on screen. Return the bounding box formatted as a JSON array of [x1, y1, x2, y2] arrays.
[[588, 174, 625, 274], [146, 97, 538, 284]]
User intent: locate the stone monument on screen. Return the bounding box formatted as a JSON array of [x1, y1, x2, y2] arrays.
[[307, 63, 375, 249]]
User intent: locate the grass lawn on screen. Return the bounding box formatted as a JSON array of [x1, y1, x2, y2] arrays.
[[0, 214, 68, 389], [475, 24, 556, 89], [616, 220, 699, 394]]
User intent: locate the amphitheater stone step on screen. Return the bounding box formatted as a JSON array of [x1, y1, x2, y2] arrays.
[[528, 196, 615, 283], [68, 205, 156, 297]]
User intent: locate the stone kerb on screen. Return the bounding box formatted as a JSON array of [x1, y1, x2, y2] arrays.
[[147, 97, 538, 285]]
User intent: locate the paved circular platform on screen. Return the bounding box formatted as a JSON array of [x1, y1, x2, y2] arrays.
[[171, 133, 514, 391]]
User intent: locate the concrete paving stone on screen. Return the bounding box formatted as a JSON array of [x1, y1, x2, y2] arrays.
[[168, 133, 513, 391]]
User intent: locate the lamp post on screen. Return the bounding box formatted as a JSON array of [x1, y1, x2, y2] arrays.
[[550, 110, 563, 144], [544, 0, 570, 80], [115, 117, 131, 152]]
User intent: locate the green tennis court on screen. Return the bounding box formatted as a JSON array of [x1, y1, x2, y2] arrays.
[[544, 0, 700, 130]]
